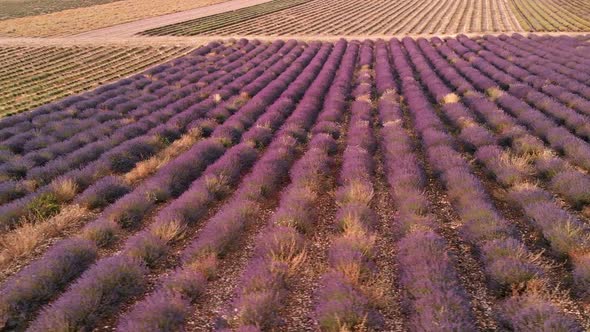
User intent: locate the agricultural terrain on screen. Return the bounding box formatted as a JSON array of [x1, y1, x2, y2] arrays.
[[510, 0, 590, 32], [0, 0, 231, 37], [0, 0, 123, 20], [0, 45, 193, 116], [1, 35, 590, 331], [141, 0, 590, 36], [1, 0, 590, 330]]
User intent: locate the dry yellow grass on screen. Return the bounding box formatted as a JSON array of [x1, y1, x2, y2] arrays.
[[0, 205, 94, 270], [0, 127, 204, 274], [124, 126, 203, 184], [0, 0, 228, 37]]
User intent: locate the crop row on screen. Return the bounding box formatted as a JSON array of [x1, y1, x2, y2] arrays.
[[210, 0, 524, 35], [143, 0, 590, 36], [0, 40, 279, 234], [509, 0, 590, 31], [0, 39, 299, 278], [1, 35, 590, 330], [0, 45, 192, 116], [0, 39, 327, 330], [140, 0, 312, 36]]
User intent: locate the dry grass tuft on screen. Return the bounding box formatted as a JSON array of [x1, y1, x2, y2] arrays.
[[189, 253, 218, 278], [442, 93, 460, 104], [50, 178, 79, 202], [501, 152, 534, 181], [0, 0, 229, 37], [361, 278, 391, 309], [337, 181, 374, 206], [0, 205, 92, 269], [150, 219, 187, 243], [269, 238, 307, 278], [124, 128, 202, 184], [486, 87, 504, 100]]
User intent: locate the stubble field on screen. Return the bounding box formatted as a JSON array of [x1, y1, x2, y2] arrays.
[[140, 0, 590, 36]]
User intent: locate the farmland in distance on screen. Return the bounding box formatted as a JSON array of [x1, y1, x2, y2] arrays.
[[0, 45, 193, 116], [140, 0, 590, 36]]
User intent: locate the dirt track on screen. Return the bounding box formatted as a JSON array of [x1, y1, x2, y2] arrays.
[[0, 31, 588, 48]]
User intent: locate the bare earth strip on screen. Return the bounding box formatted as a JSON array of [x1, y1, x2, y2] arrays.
[[0, 31, 589, 48]]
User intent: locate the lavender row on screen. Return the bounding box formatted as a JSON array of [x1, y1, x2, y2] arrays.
[[0, 41, 266, 204], [119, 40, 335, 261], [375, 40, 477, 330], [496, 35, 590, 86], [19, 40, 323, 329], [423, 38, 590, 210], [456, 34, 590, 85], [419, 37, 590, 302], [0, 41, 255, 171], [435, 38, 590, 179], [0, 41, 320, 330], [231, 134, 336, 329], [151, 40, 337, 241], [412, 38, 552, 275], [230, 40, 359, 331], [26, 142, 259, 332], [397, 37, 582, 330], [0, 41, 235, 158], [529, 35, 590, 65], [43, 39, 331, 330], [451, 36, 590, 145], [0, 40, 237, 138], [70, 40, 298, 213], [473, 35, 590, 125], [444, 37, 590, 209], [116, 40, 348, 332], [79, 41, 320, 244], [474, 37, 590, 118], [0, 42, 255, 212], [0, 40, 296, 231], [315, 40, 383, 331]]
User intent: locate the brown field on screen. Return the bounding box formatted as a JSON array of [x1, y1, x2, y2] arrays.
[[0, 0, 229, 37], [141, 0, 590, 36], [142, 0, 525, 36], [0, 0, 123, 21], [0, 45, 192, 115], [510, 0, 590, 31]]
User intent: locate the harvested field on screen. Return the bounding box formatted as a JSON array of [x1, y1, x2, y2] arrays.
[[141, 0, 312, 37], [0, 0, 230, 37], [510, 0, 590, 32], [1, 35, 590, 331], [0, 0, 123, 21], [0, 45, 193, 116], [141, 0, 526, 36]]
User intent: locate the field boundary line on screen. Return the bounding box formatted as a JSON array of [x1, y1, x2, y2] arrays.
[[0, 31, 589, 48]]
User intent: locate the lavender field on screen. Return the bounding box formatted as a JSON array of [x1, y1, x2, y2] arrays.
[[1, 34, 590, 331]]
